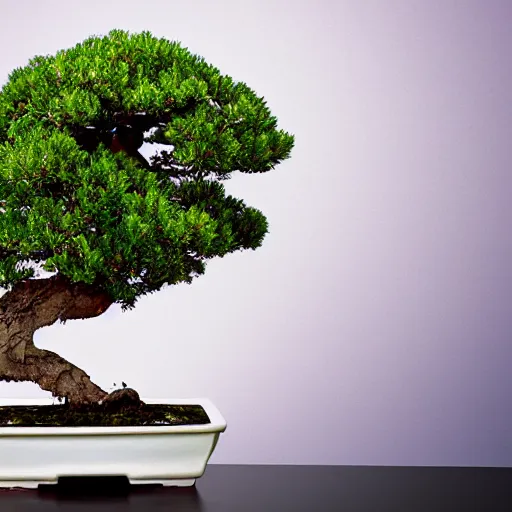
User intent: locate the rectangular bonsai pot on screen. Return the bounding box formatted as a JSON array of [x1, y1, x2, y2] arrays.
[[0, 397, 226, 488]]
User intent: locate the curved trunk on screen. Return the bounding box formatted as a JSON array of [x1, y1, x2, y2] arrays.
[[0, 274, 114, 404]]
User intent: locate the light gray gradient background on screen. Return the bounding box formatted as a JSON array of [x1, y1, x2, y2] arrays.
[[0, 0, 511, 467]]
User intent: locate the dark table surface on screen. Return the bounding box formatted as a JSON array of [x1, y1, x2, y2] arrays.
[[0, 464, 511, 511]]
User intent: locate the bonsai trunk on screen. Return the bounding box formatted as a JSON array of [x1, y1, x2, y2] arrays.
[[0, 274, 114, 404]]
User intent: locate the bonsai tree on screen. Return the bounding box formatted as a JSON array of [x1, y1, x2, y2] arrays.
[[0, 29, 294, 406]]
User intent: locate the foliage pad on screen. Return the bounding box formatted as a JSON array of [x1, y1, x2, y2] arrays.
[[0, 30, 294, 310]]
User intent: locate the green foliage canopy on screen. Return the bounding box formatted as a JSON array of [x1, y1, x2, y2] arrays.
[[0, 30, 294, 311]]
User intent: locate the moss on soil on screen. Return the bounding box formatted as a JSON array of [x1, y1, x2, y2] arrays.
[[0, 404, 210, 427]]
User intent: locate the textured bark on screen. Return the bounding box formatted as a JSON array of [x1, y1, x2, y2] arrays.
[[0, 274, 114, 404]]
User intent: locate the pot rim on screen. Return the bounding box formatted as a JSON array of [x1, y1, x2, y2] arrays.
[[0, 397, 227, 436]]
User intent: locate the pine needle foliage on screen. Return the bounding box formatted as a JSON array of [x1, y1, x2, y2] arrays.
[[0, 30, 294, 311]]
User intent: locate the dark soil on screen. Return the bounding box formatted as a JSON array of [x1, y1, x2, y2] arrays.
[[0, 403, 210, 427], [0, 389, 210, 427]]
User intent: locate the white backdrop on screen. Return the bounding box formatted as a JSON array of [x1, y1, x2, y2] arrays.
[[1, 0, 511, 466]]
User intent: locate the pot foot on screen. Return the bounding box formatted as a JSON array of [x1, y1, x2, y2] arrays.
[[0, 477, 196, 489]]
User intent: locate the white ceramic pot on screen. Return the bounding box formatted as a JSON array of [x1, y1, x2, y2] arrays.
[[0, 397, 226, 488]]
